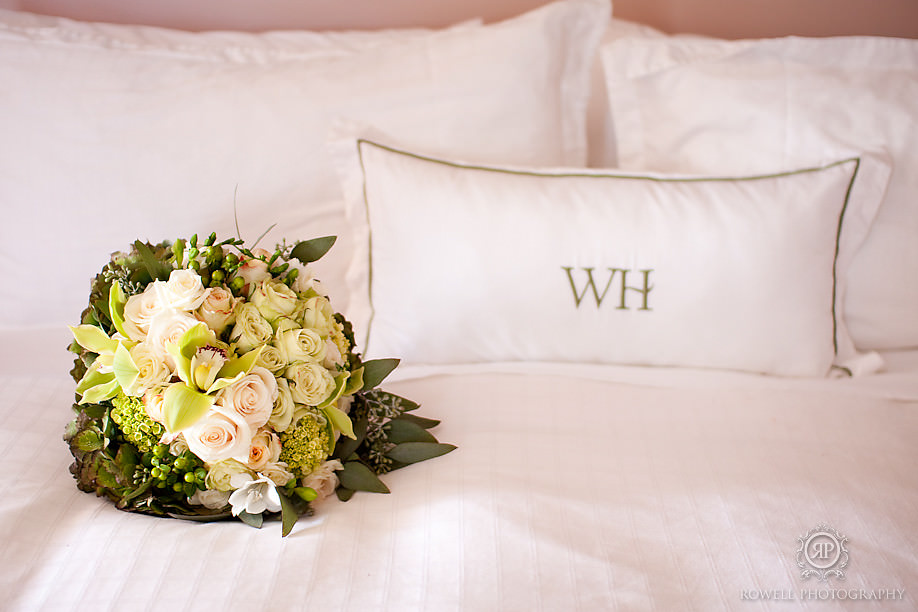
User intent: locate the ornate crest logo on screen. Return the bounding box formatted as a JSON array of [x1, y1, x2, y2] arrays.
[[796, 524, 849, 581]]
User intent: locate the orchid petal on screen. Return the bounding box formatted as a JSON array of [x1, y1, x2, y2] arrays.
[[163, 383, 216, 433], [108, 282, 129, 339], [79, 377, 120, 405], [69, 325, 118, 356], [322, 404, 355, 440], [112, 342, 140, 395]]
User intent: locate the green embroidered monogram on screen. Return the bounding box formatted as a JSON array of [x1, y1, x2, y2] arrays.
[[562, 267, 654, 310]]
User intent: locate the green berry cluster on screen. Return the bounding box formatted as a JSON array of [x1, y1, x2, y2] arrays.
[[110, 393, 165, 453], [133, 444, 207, 498]]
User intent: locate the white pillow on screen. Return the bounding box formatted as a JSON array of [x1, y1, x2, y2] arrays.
[[0, 0, 608, 329], [336, 137, 891, 378], [601, 34, 918, 350]]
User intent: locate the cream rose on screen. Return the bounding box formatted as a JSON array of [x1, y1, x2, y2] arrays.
[[269, 378, 296, 433], [232, 248, 272, 294], [285, 362, 336, 406], [122, 282, 167, 341], [260, 461, 295, 487], [256, 344, 287, 374], [183, 406, 253, 464], [145, 309, 200, 367], [196, 286, 239, 334], [189, 488, 232, 509], [123, 342, 171, 397], [301, 459, 343, 503], [299, 296, 335, 336], [164, 268, 206, 311], [251, 280, 298, 322], [229, 302, 273, 353], [218, 366, 278, 429], [247, 429, 282, 471], [143, 385, 168, 425], [276, 326, 326, 365], [205, 458, 254, 492]]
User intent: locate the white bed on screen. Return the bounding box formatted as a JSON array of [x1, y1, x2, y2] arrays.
[[1, 1, 916, 610]]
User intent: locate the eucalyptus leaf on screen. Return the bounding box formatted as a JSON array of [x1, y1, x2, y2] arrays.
[[290, 236, 337, 265], [238, 511, 264, 529], [277, 487, 299, 537], [337, 461, 390, 494], [394, 413, 441, 429], [134, 240, 172, 281], [360, 358, 400, 391], [336, 487, 355, 502], [386, 442, 456, 465], [385, 419, 437, 444]]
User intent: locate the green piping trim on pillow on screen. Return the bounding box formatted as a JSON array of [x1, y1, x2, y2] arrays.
[[356, 138, 860, 360]]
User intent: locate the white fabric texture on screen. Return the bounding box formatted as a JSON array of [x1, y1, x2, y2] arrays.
[[2, 328, 917, 611], [337, 138, 890, 377], [601, 34, 918, 351], [0, 0, 608, 329]]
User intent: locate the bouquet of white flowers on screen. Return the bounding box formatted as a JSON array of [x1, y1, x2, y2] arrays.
[[65, 233, 453, 536]]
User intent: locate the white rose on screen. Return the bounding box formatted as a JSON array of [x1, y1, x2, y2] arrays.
[[218, 366, 278, 429], [229, 302, 273, 353], [183, 406, 253, 464], [123, 342, 171, 397], [189, 488, 231, 509], [269, 378, 296, 433], [143, 385, 168, 425], [299, 296, 335, 336], [247, 428, 281, 471], [285, 362, 336, 406], [145, 309, 200, 368], [276, 326, 326, 365], [232, 248, 272, 294], [122, 282, 167, 342], [205, 459, 254, 492], [251, 280, 298, 322], [301, 459, 343, 503], [164, 269, 206, 311], [196, 286, 239, 334], [260, 461, 295, 487], [229, 474, 282, 516], [256, 344, 287, 374]]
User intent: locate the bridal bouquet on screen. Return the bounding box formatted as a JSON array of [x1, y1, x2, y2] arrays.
[[65, 233, 453, 536]]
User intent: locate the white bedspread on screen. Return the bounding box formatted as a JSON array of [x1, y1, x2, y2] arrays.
[[2, 329, 916, 610]]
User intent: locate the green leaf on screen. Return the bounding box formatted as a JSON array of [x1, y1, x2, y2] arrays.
[[385, 419, 437, 444], [163, 383, 215, 432], [360, 358, 400, 391], [134, 240, 172, 281], [336, 487, 355, 502], [386, 442, 456, 465], [277, 487, 300, 537], [69, 325, 118, 355], [238, 511, 264, 529], [290, 236, 337, 265], [395, 413, 441, 429], [322, 404, 355, 440], [75, 430, 104, 452], [337, 461, 390, 494]]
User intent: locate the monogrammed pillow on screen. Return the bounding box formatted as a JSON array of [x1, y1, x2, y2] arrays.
[[337, 139, 891, 377]]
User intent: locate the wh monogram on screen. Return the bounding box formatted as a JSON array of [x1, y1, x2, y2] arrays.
[[562, 267, 654, 310]]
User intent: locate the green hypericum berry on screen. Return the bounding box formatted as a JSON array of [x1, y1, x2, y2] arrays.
[[211, 269, 225, 283]]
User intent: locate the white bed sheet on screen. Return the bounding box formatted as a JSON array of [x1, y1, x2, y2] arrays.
[[1, 329, 916, 610]]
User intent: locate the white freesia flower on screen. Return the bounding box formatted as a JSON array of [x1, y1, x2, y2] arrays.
[[196, 286, 239, 333], [164, 268, 206, 311], [218, 366, 278, 429], [205, 459, 254, 492], [229, 474, 282, 516], [247, 428, 281, 471], [183, 405, 253, 464], [285, 362, 336, 406], [291, 264, 327, 296], [269, 378, 296, 432], [230, 302, 273, 353], [301, 459, 343, 503], [189, 488, 231, 510]]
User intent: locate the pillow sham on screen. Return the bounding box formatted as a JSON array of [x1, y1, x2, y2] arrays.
[[337, 138, 891, 378], [0, 0, 608, 329], [601, 35, 918, 351]]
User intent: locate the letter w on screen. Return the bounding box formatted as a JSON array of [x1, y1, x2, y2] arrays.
[[562, 266, 616, 308]]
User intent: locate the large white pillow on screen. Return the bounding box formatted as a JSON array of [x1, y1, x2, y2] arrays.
[[0, 0, 608, 329], [336, 137, 890, 378], [601, 34, 918, 350]]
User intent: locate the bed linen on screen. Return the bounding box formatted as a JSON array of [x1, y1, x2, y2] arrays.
[[2, 329, 916, 611]]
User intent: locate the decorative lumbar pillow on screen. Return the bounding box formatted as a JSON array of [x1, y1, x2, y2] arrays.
[[336, 138, 891, 378], [0, 0, 608, 329], [600, 34, 918, 351]]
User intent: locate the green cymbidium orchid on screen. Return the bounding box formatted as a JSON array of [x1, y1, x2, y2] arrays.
[[160, 323, 264, 433], [69, 323, 134, 405]]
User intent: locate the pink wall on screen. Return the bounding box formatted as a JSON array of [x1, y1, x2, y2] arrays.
[[7, 0, 918, 38]]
